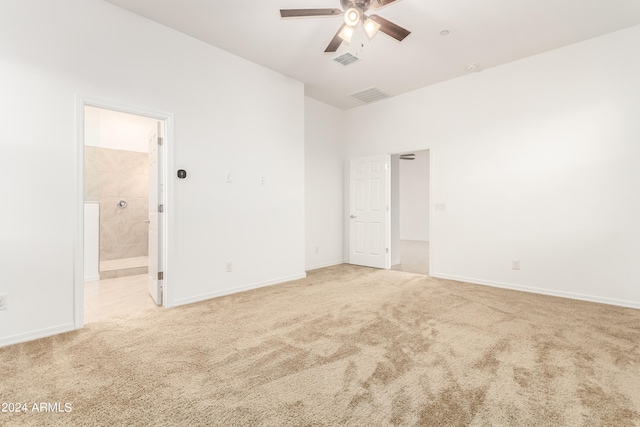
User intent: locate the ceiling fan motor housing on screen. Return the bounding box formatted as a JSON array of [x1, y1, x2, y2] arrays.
[[341, 0, 371, 16]]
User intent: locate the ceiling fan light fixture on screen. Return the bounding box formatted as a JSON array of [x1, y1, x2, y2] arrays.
[[338, 24, 355, 43], [364, 18, 381, 39], [344, 8, 360, 26], [280, 1, 411, 55]]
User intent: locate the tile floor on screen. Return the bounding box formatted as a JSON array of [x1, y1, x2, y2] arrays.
[[84, 274, 159, 324], [391, 240, 429, 275]]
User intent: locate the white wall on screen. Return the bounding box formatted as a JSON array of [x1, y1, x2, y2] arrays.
[[305, 97, 345, 269], [399, 150, 430, 241], [0, 0, 305, 346], [85, 106, 157, 153], [345, 25, 640, 308]]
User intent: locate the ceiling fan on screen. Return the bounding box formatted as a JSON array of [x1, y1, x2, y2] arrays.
[[280, 0, 411, 53]]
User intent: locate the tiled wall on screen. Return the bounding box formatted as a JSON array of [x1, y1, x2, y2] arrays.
[[84, 146, 149, 261]]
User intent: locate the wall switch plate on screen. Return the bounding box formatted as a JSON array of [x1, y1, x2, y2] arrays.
[[434, 203, 446, 211], [225, 262, 232, 272], [315, 246, 319, 254], [260, 176, 265, 185], [512, 260, 521, 270], [225, 172, 232, 183], [0, 294, 7, 310]]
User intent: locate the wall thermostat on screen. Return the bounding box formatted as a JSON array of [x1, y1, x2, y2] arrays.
[[177, 169, 187, 179]]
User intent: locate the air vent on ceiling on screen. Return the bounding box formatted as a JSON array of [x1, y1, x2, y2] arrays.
[[349, 87, 391, 104], [333, 53, 359, 66]]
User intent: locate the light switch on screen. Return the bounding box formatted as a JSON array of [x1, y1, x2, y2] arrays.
[[225, 172, 232, 183]]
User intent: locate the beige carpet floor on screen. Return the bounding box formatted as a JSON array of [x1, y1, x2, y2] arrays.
[[1, 264, 640, 426]]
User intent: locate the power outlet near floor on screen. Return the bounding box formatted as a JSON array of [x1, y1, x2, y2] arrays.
[[511, 260, 521, 270], [0, 294, 7, 311]]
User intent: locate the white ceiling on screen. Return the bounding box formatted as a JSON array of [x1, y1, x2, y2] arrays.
[[103, 0, 640, 110]]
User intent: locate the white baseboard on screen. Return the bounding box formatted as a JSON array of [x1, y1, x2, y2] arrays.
[[430, 272, 640, 310], [172, 272, 308, 307], [391, 259, 400, 267], [305, 260, 344, 271], [0, 323, 76, 348], [84, 275, 100, 282]]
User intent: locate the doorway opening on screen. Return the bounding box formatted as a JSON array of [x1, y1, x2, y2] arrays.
[[75, 99, 170, 328], [390, 149, 430, 275]]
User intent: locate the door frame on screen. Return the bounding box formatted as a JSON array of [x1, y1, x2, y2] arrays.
[[389, 145, 433, 274], [73, 95, 173, 329]]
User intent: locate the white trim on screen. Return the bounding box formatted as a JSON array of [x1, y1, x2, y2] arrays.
[[430, 272, 640, 310], [74, 95, 174, 331], [84, 275, 101, 282], [74, 97, 85, 329], [428, 148, 433, 276], [305, 260, 344, 271], [0, 323, 76, 348], [172, 273, 307, 307], [385, 155, 391, 269]]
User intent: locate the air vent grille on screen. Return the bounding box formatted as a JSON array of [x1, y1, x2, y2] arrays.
[[349, 87, 391, 104], [333, 53, 359, 66]]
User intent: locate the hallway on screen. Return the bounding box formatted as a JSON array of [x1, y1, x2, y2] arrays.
[[391, 240, 429, 275]]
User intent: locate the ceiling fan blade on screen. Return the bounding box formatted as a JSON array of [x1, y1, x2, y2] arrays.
[[370, 0, 398, 9], [280, 8, 343, 18], [325, 24, 345, 53], [368, 14, 411, 41]]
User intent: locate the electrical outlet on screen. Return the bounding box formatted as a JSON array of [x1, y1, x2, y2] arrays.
[[512, 260, 520, 270], [225, 172, 232, 183], [225, 262, 232, 273], [0, 294, 7, 311], [315, 246, 319, 254]]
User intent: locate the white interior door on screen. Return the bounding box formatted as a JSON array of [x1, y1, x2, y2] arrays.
[[148, 122, 163, 305], [349, 154, 391, 269]]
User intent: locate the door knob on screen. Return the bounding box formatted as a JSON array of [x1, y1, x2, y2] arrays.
[[350, 215, 356, 219]]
